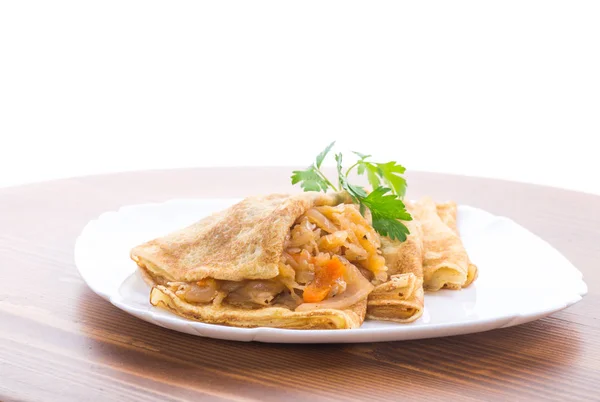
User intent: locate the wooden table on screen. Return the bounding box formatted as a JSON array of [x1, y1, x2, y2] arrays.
[[1, 168, 598, 401]]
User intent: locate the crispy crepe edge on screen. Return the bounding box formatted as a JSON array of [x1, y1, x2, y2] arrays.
[[436, 201, 478, 287], [411, 197, 469, 291], [367, 216, 425, 323], [150, 285, 367, 330], [367, 273, 424, 323]]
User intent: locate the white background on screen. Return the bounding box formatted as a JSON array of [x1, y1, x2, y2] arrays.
[[1, 1, 599, 194]]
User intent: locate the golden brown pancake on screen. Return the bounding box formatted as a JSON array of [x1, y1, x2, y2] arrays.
[[131, 191, 382, 329], [132, 193, 345, 283], [150, 287, 367, 329], [436, 201, 478, 287], [367, 273, 424, 323], [367, 217, 424, 323], [410, 197, 469, 291]]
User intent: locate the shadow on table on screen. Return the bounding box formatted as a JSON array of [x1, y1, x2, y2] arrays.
[[75, 287, 585, 400]]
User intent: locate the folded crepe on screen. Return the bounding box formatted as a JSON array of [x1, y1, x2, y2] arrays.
[[435, 201, 478, 287], [367, 217, 424, 323], [131, 191, 389, 329], [410, 197, 470, 291]]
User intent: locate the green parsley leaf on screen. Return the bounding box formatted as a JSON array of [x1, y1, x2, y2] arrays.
[[361, 187, 412, 221], [351, 154, 408, 199], [352, 151, 371, 175], [370, 215, 411, 242], [360, 187, 412, 241], [352, 151, 371, 160], [336, 153, 367, 200], [291, 166, 330, 192], [348, 183, 368, 199], [292, 143, 411, 241], [364, 163, 381, 190], [316, 141, 335, 168], [376, 161, 407, 198]]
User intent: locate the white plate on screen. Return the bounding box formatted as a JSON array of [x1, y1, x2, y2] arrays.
[[74, 198, 587, 343]]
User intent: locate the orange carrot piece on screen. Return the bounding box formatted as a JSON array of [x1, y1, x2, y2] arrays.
[[302, 258, 345, 303]]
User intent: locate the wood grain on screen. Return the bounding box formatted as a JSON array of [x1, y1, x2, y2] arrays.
[[0, 167, 598, 401]]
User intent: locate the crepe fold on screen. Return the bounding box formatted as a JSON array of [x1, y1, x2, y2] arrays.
[[435, 201, 478, 287], [132, 192, 348, 283], [149, 287, 367, 329], [410, 197, 474, 291], [131, 191, 378, 329], [367, 218, 425, 323]]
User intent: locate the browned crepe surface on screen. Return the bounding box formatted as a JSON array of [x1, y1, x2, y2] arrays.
[[367, 217, 425, 323], [367, 273, 424, 323], [150, 286, 367, 329], [131, 192, 350, 283], [436, 201, 478, 287], [410, 197, 469, 291], [131, 191, 373, 330]]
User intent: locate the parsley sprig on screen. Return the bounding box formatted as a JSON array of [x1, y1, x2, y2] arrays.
[[291, 142, 412, 241], [290, 141, 336, 192]]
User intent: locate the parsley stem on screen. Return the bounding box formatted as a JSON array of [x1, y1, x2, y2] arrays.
[[315, 167, 338, 191], [345, 162, 359, 178]]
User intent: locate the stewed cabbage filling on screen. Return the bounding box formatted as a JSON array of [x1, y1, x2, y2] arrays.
[[166, 203, 387, 311]]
